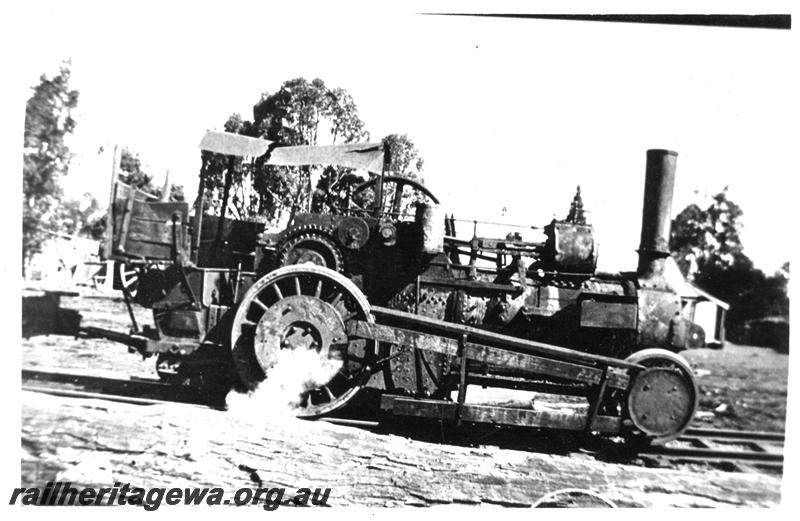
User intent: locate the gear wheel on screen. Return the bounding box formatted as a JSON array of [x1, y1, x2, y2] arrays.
[[336, 216, 370, 250], [276, 226, 344, 272]]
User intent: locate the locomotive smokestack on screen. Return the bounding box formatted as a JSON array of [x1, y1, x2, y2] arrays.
[[637, 149, 678, 279]]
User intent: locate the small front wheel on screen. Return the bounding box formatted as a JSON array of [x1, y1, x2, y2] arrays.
[[624, 348, 698, 445]]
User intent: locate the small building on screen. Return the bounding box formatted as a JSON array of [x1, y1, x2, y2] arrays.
[[679, 282, 730, 348], [26, 234, 112, 291], [663, 257, 729, 348]]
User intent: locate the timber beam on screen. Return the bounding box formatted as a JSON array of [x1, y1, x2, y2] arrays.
[[380, 396, 621, 433]]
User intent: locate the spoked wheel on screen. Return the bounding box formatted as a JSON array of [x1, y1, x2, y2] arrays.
[[230, 264, 375, 418], [117, 262, 141, 298], [116, 262, 169, 307], [353, 175, 439, 220], [624, 348, 698, 445]]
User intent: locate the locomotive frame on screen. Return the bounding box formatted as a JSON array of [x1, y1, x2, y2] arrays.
[[26, 131, 705, 445]]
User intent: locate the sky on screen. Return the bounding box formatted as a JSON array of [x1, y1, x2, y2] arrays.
[[6, 0, 798, 274]]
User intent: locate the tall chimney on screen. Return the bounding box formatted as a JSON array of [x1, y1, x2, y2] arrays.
[[637, 149, 678, 279]]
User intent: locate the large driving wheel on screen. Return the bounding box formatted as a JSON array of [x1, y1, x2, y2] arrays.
[[230, 264, 375, 417], [353, 175, 439, 219], [624, 348, 698, 445]]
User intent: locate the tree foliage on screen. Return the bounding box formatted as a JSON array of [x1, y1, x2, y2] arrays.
[[670, 190, 789, 342], [361, 133, 428, 217], [118, 148, 184, 201], [200, 78, 424, 225], [55, 195, 106, 241], [670, 189, 746, 276], [383, 133, 424, 179], [205, 78, 370, 223], [22, 64, 79, 273]]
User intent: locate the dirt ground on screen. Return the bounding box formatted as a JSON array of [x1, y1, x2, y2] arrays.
[[682, 343, 789, 432], [22, 292, 157, 380], [19, 290, 789, 507]]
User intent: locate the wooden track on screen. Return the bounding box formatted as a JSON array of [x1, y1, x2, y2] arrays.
[[22, 369, 784, 475]]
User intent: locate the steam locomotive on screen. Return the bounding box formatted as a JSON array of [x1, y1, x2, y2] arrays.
[[29, 134, 704, 445]]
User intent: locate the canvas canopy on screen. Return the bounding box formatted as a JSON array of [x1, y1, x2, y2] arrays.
[[199, 131, 274, 157], [199, 131, 384, 174], [266, 143, 384, 174]]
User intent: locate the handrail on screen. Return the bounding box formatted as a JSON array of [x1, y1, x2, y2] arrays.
[[450, 217, 540, 230]]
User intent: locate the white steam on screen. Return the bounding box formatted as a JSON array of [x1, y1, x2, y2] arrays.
[[226, 347, 343, 420]]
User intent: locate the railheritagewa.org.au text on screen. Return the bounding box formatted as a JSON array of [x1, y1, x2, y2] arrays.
[[10, 481, 331, 510]]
